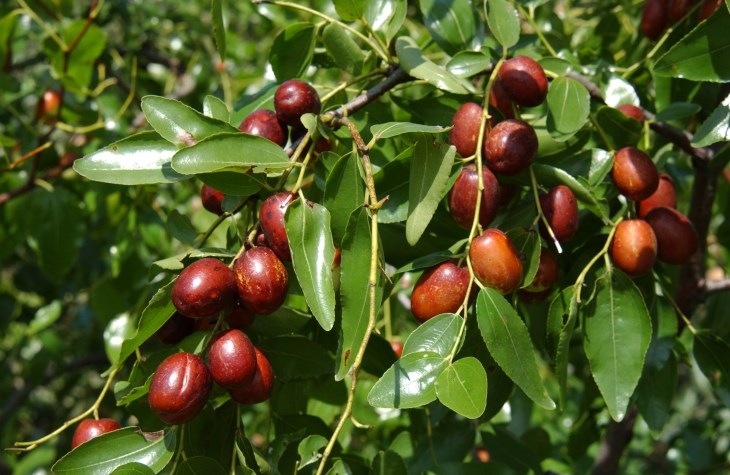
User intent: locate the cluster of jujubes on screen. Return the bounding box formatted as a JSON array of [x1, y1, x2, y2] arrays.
[[642, 0, 722, 40]]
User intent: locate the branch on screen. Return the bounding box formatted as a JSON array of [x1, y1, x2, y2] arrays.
[[591, 406, 638, 475]]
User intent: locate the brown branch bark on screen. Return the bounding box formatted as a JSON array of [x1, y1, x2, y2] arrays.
[[591, 406, 638, 475]]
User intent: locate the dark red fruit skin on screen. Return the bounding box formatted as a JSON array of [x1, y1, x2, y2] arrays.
[[645, 207, 699, 264], [524, 247, 559, 293], [259, 192, 295, 261], [539, 185, 579, 244], [234, 247, 289, 314], [642, 0, 669, 40], [208, 329, 257, 389], [485, 119, 538, 175], [410, 260, 471, 323], [194, 316, 217, 332], [611, 220, 658, 276], [157, 312, 195, 344], [698, 0, 723, 22], [638, 173, 677, 218], [449, 164, 500, 230], [489, 79, 515, 119], [71, 418, 121, 449], [469, 229, 524, 294], [518, 288, 553, 304], [611, 147, 659, 201], [172, 258, 237, 318], [226, 299, 256, 329], [451, 102, 485, 157], [669, 0, 693, 22], [201, 184, 225, 215], [148, 352, 212, 425], [229, 347, 274, 404], [274, 80, 321, 127], [617, 104, 645, 124], [390, 340, 404, 358], [239, 109, 287, 147], [497, 56, 548, 108]]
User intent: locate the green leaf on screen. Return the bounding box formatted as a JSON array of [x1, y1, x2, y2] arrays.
[[372, 450, 407, 475], [654, 6, 730, 82], [171, 132, 291, 175], [419, 0, 476, 56], [636, 354, 677, 433], [546, 287, 578, 409], [166, 209, 198, 245], [141, 96, 238, 147], [532, 163, 609, 220], [324, 154, 366, 244], [402, 313, 461, 358], [198, 171, 263, 196], [406, 135, 456, 245], [44, 21, 106, 91], [370, 122, 448, 143], [654, 102, 701, 122], [334, 0, 365, 21], [323, 24, 364, 76], [74, 132, 187, 185], [297, 435, 327, 469], [546, 77, 591, 141], [507, 229, 540, 289], [592, 106, 643, 150], [446, 51, 492, 78], [211, 0, 226, 61], [27, 300, 62, 335], [692, 93, 730, 147], [52, 428, 175, 474], [285, 200, 337, 331], [373, 146, 413, 223], [603, 76, 639, 107], [326, 460, 352, 475], [270, 23, 317, 81], [486, 0, 521, 48], [104, 313, 136, 367], [231, 83, 277, 126], [110, 463, 155, 474], [395, 37, 475, 95], [476, 287, 556, 410], [177, 456, 227, 475], [435, 357, 487, 418], [583, 269, 652, 421], [364, 0, 406, 42], [203, 95, 230, 123], [367, 351, 449, 408], [693, 331, 730, 408], [258, 336, 334, 381], [481, 426, 544, 475]]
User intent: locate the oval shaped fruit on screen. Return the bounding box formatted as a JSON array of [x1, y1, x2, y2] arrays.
[[450, 102, 485, 157], [36, 89, 61, 120], [642, 0, 669, 40], [274, 80, 321, 127], [489, 78, 515, 119], [208, 329, 257, 389], [259, 192, 295, 261], [539, 185, 579, 243], [610, 220, 658, 276], [226, 298, 256, 329], [497, 56, 548, 108], [448, 164, 500, 230], [71, 418, 121, 449], [638, 173, 676, 218], [157, 312, 195, 345], [524, 247, 559, 293], [148, 352, 212, 425], [698, 0, 723, 22], [612, 147, 659, 201], [239, 109, 287, 147], [617, 104, 645, 124], [229, 347, 274, 404], [172, 258, 237, 318], [469, 229, 524, 294], [410, 260, 471, 323], [669, 0, 693, 23], [234, 247, 289, 314], [484, 119, 538, 175], [390, 339, 404, 358], [201, 184, 225, 215], [645, 207, 699, 264]]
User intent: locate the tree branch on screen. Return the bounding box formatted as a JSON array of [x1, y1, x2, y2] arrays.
[[591, 406, 638, 475]]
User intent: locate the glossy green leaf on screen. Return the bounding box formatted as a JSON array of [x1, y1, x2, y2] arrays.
[[177, 456, 227, 475], [406, 135, 456, 245], [446, 51, 492, 78], [270, 23, 316, 81], [583, 269, 652, 421], [203, 95, 229, 123], [198, 171, 263, 196], [655, 102, 701, 122], [110, 463, 155, 475], [367, 351, 449, 408], [171, 132, 291, 175], [636, 354, 677, 433], [326, 460, 352, 475], [334, 0, 364, 21], [104, 313, 136, 366], [52, 428, 175, 474], [542, 148, 613, 188], [592, 106, 643, 150], [402, 313, 461, 358], [419, 0, 476, 56], [324, 154, 366, 244], [285, 200, 337, 331], [141, 96, 238, 147], [435, 357, 487, 418], [166, 209, 198, 245], [258, 336, 334, 381], [211, 0, 226, 61], [373, 146, 412, 223], [694, 331, 730, 408], [395, 37, 475, 95], [486, 0, 520, 48], [298, 435, 327, 469], [323, 23, 364, 76], [654, 6, 730, 82], [364, 0, 406, 41], [546, 77, 590, 141], [603, 76, 639, 107], [546, 287, 578, 408], [476, 287, 556, 410], [532, 163, 609, 220], [692, 93, 730, 147], [115, 374, 153, 406], [507, 229, 540, 289], [27, 300, 62, 335], [372, 450, 407, 475], [230, 83, 277, 126], [370, 122, 448, 143], [74, 132, 187, 185]]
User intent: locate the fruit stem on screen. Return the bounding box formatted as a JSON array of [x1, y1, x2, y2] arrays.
[[516, 4, 559, 58], [529, 166, 564, 254], [573, 219, 622, 303]]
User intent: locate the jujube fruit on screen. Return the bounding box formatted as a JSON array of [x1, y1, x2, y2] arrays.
[[450, 102, 487, 157], [484, 119, 538, 175], [259, 192, 295, 261], [390, 339, 404, 358], [148, 352, 212, 425], [36, 89, 61, 121], [524, 247, 559, 293], [539, 185, 579, 243], [201, 184, 225, 215], [469, 229, 524, 294], [172, 258, 237, 318], [274, 80, 321, 127], [239, 109, 287, 147], [642, 0, 669, 40], [611, 147, 659, 201], [610, 220, 658, 277], [208, 329, 257, 389], [669, 0, 693, 23], [449, 164, 500, 230], [497, 56, 548, 107], [71, 418, 121, 449], [229, 347, 274, 404], [410, 260, 471, 323], [617, 104, 645, 124], [226, 298, 256, 329], [518, 287, 553, 304], [644, 207, 699, 264], [489, 79, 515, 119], [234, 247, 289, 314], [157, 312, 195, 344], [638, 173, 676, 218], [698, 0, 723, 22]]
